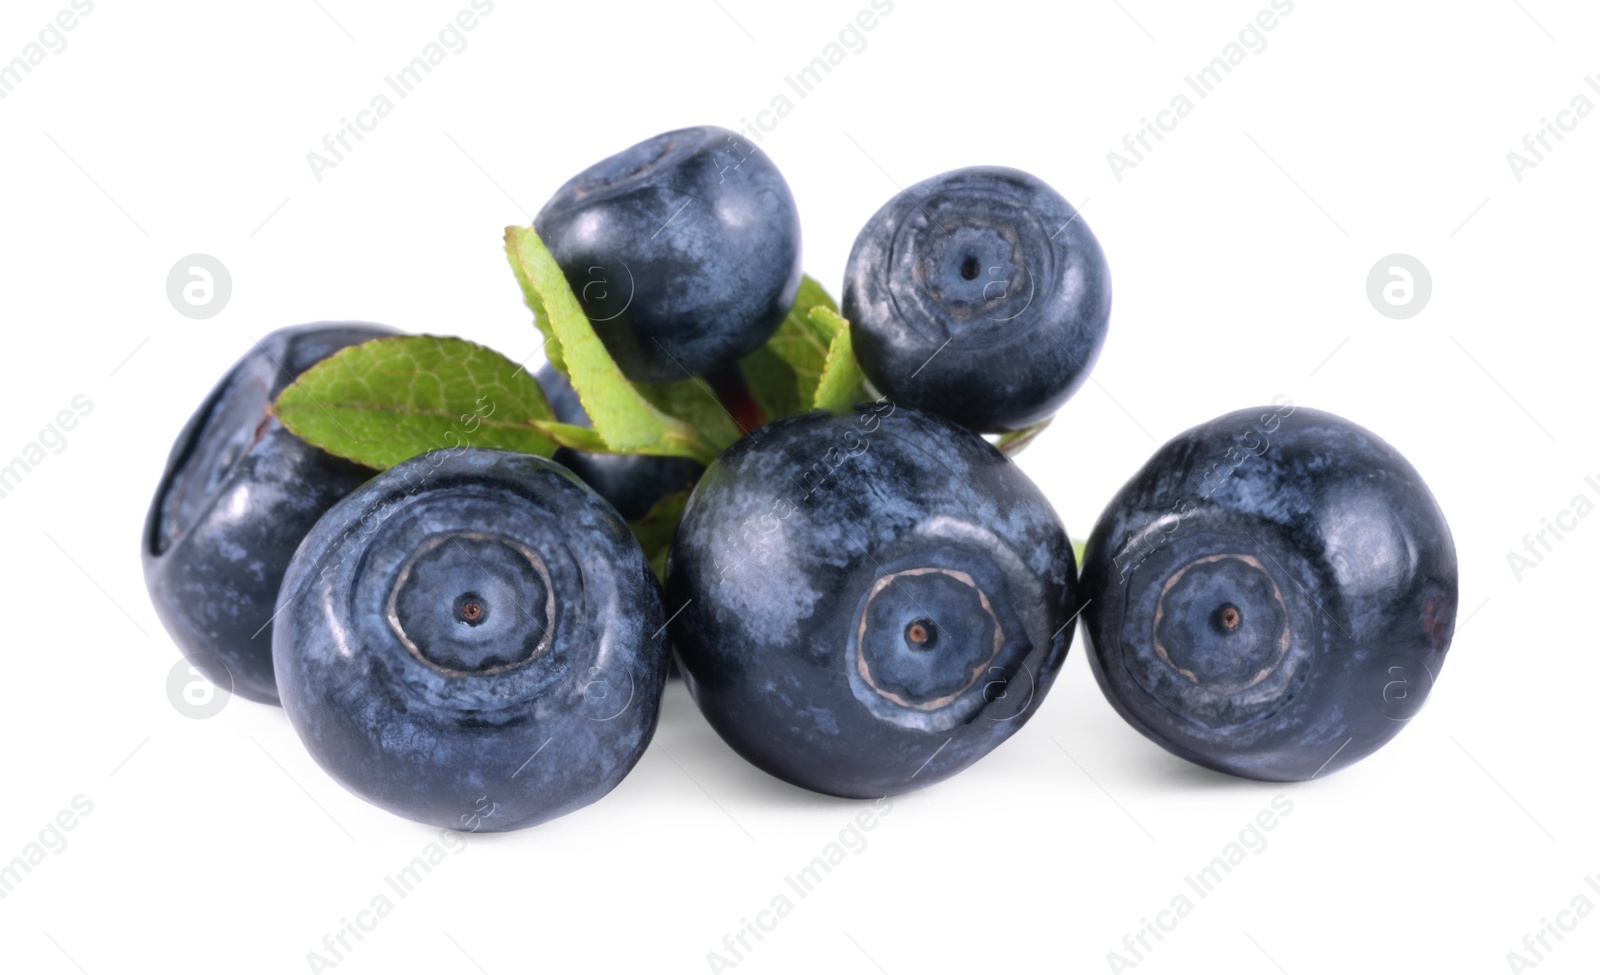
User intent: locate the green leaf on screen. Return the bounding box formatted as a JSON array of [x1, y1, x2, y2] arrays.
[[739, 275, 841, 420], [504, 225, 719, 464], [809, 298, 845, 338], [505, 227, 569, 376], [1072, 538, 1087, 567], [810, 309, 865, 414], [272, 335, 558, 470], [635, 379, 745, 451], [629, 490, 691, 583], [529, 419, 609, 453], [504, 234, 565, 375], [995, 416, 1054, 457], [806, 275, 839, 315]]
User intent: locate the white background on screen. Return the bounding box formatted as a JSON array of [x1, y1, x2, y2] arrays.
[[1, 1, 1595, 972]]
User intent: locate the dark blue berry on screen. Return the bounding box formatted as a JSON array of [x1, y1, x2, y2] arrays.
[[537, 126, 802, 383], [143, 323, 394, 704], [665, 403, 1077, 798], [842, 166, 1110, 431], [1080, 404, 1457, 781], [272, 448, 668, 830]]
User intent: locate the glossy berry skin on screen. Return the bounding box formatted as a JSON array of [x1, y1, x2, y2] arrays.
[[1080, 404, 1457, 782], [537, 363, 702, 521], [536, 125, 802, 384], [665, 404, 1077, 798], [273, 449, 668, 831], [842, 166, 1110, 432], [142, 323, 394, 705]]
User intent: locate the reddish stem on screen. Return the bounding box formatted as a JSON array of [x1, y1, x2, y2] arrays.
[[704, 365, 767, 437]]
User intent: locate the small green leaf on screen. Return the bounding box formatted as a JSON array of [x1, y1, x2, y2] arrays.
[[740, 275, 841, 420], [1072, 538, 1087, 567], [505, 235, 565, 375], [808, 300, 846, 341], [635, 379, 745, 451], [273, 335, 557, 470], [630, 490, 691, 583], [995, 416, 1054, 457], [529, 419, 609, 453], [806, 276, 839, 315], [504, 225, 719, 464], [811, 310, 865, 414]]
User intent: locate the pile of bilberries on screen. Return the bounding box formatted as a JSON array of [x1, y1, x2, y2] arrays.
[[144, 125, 1456, 831]]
